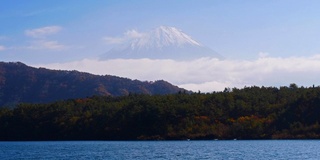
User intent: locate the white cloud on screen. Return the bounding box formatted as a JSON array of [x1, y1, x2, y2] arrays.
[[124, 29, 145, 39], [179, 81, 232, 92], [23, 26, 66, 50], [27, 40, 66, 50], [36, 55, 320, 92], [0, 45, 6, 51], [103, 29, 145, 44], [25, 26, 62, 38], [258, 52, 269, 58]]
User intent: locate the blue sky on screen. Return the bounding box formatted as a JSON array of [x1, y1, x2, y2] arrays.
[[2, 1, 320, 91], [2, 0, 320, 63]]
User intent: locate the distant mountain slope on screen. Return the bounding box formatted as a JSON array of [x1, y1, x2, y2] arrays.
[[101, 26, 223, 60], [0, 62, 187, 107]]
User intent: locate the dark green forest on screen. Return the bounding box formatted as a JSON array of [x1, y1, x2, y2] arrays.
[[1, 84, 320, 140]]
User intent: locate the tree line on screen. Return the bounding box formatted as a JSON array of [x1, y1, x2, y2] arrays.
[[1, 84, 320, 140]]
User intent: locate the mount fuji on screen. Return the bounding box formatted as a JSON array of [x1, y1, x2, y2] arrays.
[[101, 26, 223, 60]]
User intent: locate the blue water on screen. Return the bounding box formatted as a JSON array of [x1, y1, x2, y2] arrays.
[[0, 140, 320, 159]]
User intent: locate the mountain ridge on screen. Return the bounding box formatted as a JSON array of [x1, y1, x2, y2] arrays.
[[0, 61, 188, 107]]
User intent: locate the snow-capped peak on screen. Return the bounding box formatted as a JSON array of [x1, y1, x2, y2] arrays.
[[152, 26, 201, 46], [102, 26, 223, 60], [131, 26, 202, 50]]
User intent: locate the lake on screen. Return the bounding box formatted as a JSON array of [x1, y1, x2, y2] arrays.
[[0, 140, 319, 159]]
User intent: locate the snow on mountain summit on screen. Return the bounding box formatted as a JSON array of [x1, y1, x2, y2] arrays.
[[101, 26, 223, 60], [151, 26, 201, 46]]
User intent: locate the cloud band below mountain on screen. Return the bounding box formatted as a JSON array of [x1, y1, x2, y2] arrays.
[[37, 55, 320, 92]]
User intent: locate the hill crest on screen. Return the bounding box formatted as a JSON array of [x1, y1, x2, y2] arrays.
[[0, 61, 187, 107]]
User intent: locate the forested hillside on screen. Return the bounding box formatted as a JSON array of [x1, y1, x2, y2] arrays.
[[0, 62, 186, 107], [1, 84, 320, 140]]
